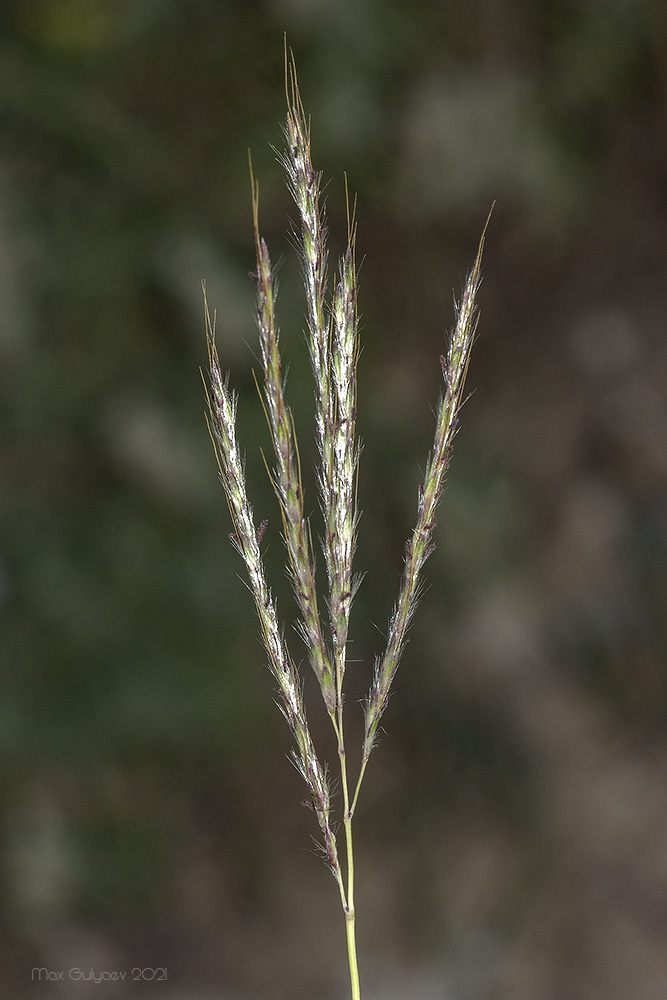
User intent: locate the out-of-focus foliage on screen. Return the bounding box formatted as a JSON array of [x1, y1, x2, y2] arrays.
[[2, 1, 667, 997]]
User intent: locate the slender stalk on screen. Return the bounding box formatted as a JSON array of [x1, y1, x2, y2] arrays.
[[342, 753, 360, 999], [345, 893, 361, 1000]]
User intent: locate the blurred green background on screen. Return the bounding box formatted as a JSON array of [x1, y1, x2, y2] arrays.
[[2, 0, 667, 997]]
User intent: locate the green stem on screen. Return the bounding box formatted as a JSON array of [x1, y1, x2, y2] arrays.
[[342, 763, 360, 999], [336, 687, 361, 998], [345, 896, 361, 1000], [350, 757, 368, 819]]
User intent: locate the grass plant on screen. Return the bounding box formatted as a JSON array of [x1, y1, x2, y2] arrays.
[[204, 50, 488, 1000]]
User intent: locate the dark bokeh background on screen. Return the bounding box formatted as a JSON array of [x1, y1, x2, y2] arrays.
[[2, 1, 667, 997]]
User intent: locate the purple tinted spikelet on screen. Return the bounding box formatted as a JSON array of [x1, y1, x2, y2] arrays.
[[330, 236, 360, 698], [281, 57, 361, 717], [280, 61, 333, 506], [250, 164, 336, 715]]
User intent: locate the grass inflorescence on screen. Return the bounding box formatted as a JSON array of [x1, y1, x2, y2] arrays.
[[204, 49, 488, 1000]]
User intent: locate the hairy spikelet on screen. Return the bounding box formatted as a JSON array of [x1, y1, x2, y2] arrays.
[[363, 223, 488, 761]]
